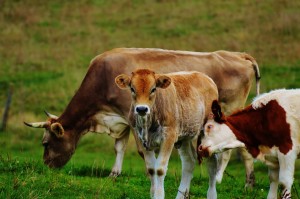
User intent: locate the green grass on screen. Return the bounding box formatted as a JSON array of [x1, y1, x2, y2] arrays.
[[1, 0, 300, 198], [2, 131, 300, 199]]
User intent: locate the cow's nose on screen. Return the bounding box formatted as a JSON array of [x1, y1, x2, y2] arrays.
[[198, 145, 203, 151], [135, 105, 149, 116]]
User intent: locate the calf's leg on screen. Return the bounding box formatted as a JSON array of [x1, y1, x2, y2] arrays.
[[207, 154, 218, 199], [239, 147, 255, 188], [143, 150, 157, 198], [153, 129, 176, 199], [215, 149, 232, 183], [278, 151, 297, 199], [176, 140, 196, 199], [267, 166, 279, 199]]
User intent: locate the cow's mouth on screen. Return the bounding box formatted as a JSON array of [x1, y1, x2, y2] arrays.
[[197, 145, 211, 158], [43, 152, 73, 168], [143, 141, 152, 151]]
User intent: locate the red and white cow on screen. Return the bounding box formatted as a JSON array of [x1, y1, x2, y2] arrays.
[[199, 89, 300, 199], [115, 69, 218, 199]]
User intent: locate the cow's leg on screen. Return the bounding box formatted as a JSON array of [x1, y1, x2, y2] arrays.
[[154, 130, 176, 199], [110, 127, 130, 176], [215, 149, 232, 183], [277, 151, 297, 199], [207, 153, 218, 199], [239, 147, 255, 188], [267, 166, 279, 199], [176, 140, 196, 199], [143, 150, 157, 198], [216, 148, 255, 188]]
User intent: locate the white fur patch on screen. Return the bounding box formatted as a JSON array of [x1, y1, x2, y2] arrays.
[[252, 88, 300, 109], [90, 111, 129, 139]]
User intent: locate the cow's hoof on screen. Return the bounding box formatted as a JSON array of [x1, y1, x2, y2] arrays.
[[109, 171, 120, 177], [215, 172, 223, 183], [245, 171, 255, 189]]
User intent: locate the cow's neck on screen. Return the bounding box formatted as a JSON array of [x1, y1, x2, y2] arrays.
[[228, 100, 293, 158], [57, 68, 106, 137], [225, 105, 261, 157], [134, 111, 163, 150]]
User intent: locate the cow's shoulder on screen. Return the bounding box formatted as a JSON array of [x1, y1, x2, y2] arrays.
[[252, 89, 300, 110]]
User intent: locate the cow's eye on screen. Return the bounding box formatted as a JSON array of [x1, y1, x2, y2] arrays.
[[150, 87, 156, 94], [207, 124, 213, 131], [130, 87, 135, 94], [42, 141, 49, 149]]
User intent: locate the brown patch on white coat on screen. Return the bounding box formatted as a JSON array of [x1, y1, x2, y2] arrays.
[[199, 89, 300, 199], [116, 69, 218, 199]]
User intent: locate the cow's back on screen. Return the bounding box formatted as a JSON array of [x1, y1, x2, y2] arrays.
[[252, 89, 300, 143], [154, 71, 218, 138], [90, 48, 257, 117]]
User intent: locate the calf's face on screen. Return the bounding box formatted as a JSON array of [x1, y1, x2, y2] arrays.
[[115, 69, 171, 117], [198, 101, 245, 157], [199, 120, 244, 157]]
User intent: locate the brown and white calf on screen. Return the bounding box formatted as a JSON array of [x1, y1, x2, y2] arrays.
[[199, 89, 300, 199], [115, 69, 218, 199], [24, 48, 260, 196]]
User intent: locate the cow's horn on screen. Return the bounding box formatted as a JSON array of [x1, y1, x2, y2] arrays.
[[44, 110, 59, 120], [24, 121, 49, 128]]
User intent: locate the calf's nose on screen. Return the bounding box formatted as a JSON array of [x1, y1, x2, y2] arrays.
[[197, 145, 210, 158], [135, 105, 149, 116]]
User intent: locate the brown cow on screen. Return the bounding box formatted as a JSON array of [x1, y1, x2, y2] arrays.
[[25, 48, 260, 197], [115, 69, 218, 199]]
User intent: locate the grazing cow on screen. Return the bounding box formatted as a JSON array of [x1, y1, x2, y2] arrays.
[[115, 69, 218, 199], [198, 89, 300, 199], [24, 48, 260, 197]]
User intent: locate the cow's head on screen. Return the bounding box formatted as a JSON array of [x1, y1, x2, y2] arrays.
[[198, 100, 245, 158], [115, 69, 171, 117], [24, 111, 76, 168]]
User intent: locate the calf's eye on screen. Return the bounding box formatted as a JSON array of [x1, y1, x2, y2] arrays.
[[130, 87, 135, 94], [207, 124, 213, 131], [150, 87, 156, 94]]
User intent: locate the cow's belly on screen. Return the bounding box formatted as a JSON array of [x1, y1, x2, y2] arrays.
[[89, 111, 129, 139]]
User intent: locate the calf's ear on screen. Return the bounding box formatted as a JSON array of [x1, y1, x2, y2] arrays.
[[156, 75, 171, 89], [211, 100, 224, 122], [115, 74, 130, 89]]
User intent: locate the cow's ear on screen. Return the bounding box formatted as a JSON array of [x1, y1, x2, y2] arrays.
[[50, 122, 64, 138], [211, 100, 224, 122], [115, 74, 130, 89], [156, 75, 171, 89]]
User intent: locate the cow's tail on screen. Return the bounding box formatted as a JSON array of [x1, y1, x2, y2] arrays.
[[243, 54, 261, 96]]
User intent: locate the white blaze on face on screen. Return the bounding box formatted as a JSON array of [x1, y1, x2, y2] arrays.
[[201, 120, 245, 156]]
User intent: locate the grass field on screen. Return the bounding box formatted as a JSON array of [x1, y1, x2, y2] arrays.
[[1, 0, 300, 198]]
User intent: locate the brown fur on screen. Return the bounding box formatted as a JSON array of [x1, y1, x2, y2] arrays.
[[148, 168, 155, 176], [157, 169, 164, 176], [119, 69, 218, 197], [216, 100, 292, 157]]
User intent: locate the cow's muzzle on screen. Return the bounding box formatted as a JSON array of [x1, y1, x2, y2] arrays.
[[143, 141, 151, 151], [135, 105, 150, 116], [197, 145, 210, 158]]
